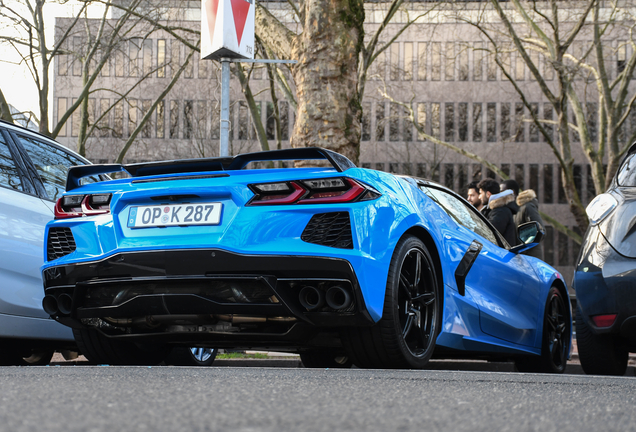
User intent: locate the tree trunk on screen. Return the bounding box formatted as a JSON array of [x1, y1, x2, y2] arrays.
[[290, 0, 364, 165], [0, 87, 13, 123]]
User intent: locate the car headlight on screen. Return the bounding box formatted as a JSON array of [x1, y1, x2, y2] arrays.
[[586, 193, 617, 225]]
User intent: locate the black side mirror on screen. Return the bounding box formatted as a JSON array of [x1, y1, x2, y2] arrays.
[[510, 221, 545, 254]]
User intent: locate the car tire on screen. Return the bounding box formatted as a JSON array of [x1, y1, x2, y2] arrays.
[[165, 347, 218, 366], [343, 235, 441, 369], [73, 328, 172, 366], [300, 351, 352, 368], [515, 286, 569, 373], [575, 306, 628, 376]]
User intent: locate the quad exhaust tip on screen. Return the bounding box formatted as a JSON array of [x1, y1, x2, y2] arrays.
[[326, 286, 352, 311], [42, 295, 58, 315], [42, 293, 73, 316], [299, 286, 324, 311]]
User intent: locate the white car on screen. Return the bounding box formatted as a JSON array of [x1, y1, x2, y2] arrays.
[[0, 119, 90, 365]]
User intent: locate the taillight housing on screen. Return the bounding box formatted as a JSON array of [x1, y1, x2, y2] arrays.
[[248, 177, 380, 205], [54, 194, 112, 219]]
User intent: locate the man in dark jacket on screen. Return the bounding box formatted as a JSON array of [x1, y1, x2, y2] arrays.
[[477, 178, 519, 246], [500, 179, 544, 260]]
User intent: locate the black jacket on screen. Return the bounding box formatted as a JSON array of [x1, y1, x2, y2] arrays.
[[482, 191, 520, 247]]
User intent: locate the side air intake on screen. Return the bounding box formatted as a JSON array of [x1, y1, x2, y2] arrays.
[[47, 227, 77, 261], [301, 212, 353, 249]]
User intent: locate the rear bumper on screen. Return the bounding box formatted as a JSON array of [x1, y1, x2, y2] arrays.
[[574, 226, 636, 344], [43, 249, 375, 335]]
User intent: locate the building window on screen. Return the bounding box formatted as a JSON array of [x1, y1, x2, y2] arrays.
[[445, 42, 454, 81], [280, 101, 289, 141], [156, 100, 165, 139], [487, 103, 496, 142], [58, 51, 68, 76], [375, 162, 385, 171], [113, 101, 123, 138], [617, 42, 626, 74], [501, 163, 510, 178], [390, 103, 400, 142], [57, 98, 67, 137], [390, 43, 399, 81], [487, 43, 497, 81], [431, 42, 441, 81], [543, 53, 554, 80], [404, 42, 413, 81], [72, 36, 82, 77], [128, 99, 138, 137], [157, 40, 166, 78], [389, 163, 399, 173], [529, 103, 539, 142], [515, 164, 525, 190], [98, 98, 110, 138], [515, 102, 525, 142], [458, 42, 468, 81], [473, 103, 482, 142], [376, 102, 386, 141], [457, 102, 468, 142], [417, 103, 426, 141], [558, 167, 567, 204], [501, 103, 510, 141], [529, 164, 539, 198], [545, 226, 554, 265], [445, 103, 455, 142], [198, 57, 208, 79], [444, 164, 454, 190], [372, 51, 385, 80], [266, 102, 275, 140], [171, 40, 180, 78], [196, 100, 207, 140], [515, 51, 525, 81], [170, 100, 179, 139], [417, 42, 427, 81], [129, 38, 141, 77], [71, 98, 79, 137], [543, 164, 553, 203], [586, 165, 596, 204], [403, 104, 413, 142], [587, 102, 598, 142], [458, 164, 467, 192], [362, 102, 371, 141], [141, 100, 152, 138], [183, 100, 193, 139], [558, 231, 569, 266], [544, 103, 553, 141], [472, 164, 482, 182], [115, 48, 125, 77], [238, 101, 248, 140], [417, 163, 426, 178], [574, 164, 583, 199], [143, 39, 153, 76], [431, 103, 440, 139], [473, 42, 483, 81]]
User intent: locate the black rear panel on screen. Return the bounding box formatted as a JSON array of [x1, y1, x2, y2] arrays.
[[301, 212, 353, 249]]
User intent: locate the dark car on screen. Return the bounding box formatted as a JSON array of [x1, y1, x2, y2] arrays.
[[573, 143, 636, 375]]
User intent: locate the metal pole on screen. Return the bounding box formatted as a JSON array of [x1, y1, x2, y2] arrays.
[[220, 58, 230, 157]]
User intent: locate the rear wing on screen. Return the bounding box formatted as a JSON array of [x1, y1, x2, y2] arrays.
[[66, 147, 356, 192]]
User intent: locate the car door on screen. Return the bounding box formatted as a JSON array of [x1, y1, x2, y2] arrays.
[[0, 129, 55, 319], [420, 185, 541, 347]]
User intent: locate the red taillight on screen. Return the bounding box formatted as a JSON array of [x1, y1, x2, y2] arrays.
[[248, 177, 379, 206], [591, 314, 617, 328], [54, 194, 112, 219]]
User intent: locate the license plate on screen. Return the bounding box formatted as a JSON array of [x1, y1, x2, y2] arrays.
[[127, 202, 222, 228]]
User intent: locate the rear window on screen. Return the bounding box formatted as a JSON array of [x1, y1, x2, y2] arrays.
[[0, 132, 22, 191], [617, 152, 636, 186]]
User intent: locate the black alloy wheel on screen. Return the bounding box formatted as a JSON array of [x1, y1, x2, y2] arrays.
[[165, 347, 218, 366], [343, 235, 441, 369], [516, 286, 569, 373]]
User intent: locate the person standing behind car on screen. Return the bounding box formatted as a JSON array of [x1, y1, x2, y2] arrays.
[[478, 178, 519, 246], [500, 179, 544, 260], [466, 181, 484, 211]]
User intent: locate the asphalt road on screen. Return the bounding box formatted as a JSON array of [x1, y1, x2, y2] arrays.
[[1, 367, 635, 432]]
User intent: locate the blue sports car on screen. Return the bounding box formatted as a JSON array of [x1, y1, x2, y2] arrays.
[[41, 148, 571, 371]]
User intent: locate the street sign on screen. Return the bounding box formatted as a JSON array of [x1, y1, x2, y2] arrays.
[[201, 0, 255, 60]]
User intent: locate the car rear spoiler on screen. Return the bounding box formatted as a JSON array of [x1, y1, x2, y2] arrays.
[[66, 147, 356, 192]]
